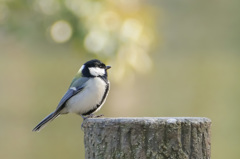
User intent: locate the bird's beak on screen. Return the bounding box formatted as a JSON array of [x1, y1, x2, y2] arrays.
[[106, 66, 111, 70]]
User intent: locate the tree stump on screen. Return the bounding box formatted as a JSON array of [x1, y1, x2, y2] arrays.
[[82, 117, 211, 159]]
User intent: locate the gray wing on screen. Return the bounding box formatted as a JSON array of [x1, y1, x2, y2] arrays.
[[55, 77, 89, 113]]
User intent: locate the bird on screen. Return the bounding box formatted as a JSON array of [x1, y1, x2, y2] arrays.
[[32, 59, 111, 132]]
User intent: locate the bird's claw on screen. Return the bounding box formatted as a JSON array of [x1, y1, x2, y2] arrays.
[[94, 114, 104, 118]]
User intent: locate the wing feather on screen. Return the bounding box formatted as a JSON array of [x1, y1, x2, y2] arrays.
[[55, 77, 89, 113]]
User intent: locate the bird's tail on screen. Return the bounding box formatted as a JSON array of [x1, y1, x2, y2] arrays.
[[32, 112, 59, 132]]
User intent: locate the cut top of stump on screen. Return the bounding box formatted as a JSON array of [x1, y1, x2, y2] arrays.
[[82, 117, 211, 129]]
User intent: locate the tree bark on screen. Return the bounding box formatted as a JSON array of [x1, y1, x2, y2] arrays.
[[82, 117, 211, 159]]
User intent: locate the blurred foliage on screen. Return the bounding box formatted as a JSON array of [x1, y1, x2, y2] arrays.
[[1, 0, 240, 159], [1, 0, 155, 82]]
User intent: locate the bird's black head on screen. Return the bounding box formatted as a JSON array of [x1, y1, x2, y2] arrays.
[[80, 59, 111, 77]]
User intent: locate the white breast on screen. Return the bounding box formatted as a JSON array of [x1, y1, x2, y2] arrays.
[[65, 77, 108, 114]]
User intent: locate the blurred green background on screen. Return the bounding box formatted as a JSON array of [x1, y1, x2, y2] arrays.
[[0, 0, 240, 158]]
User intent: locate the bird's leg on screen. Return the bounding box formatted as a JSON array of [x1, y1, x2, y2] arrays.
[[84, 114, 94, 119], [81, 114, 91, 120]]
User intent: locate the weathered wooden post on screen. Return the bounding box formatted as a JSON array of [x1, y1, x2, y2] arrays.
[[82, 117, 211, 159]]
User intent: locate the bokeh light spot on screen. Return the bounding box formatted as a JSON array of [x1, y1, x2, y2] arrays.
[[121, 18, 143, 42], [84, 30, 109, 54], [50, 20, 72, 43]]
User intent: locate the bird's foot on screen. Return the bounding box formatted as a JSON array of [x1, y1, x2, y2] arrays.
[[94, 114, 104, 118], [81, 114, 104, 120], [81, 114, 104, 131]]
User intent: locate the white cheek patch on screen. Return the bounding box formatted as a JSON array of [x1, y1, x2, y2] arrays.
[[78, 65, 85, 73], [89, 67, 105, 76]]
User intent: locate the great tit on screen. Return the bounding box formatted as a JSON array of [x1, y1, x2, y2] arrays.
[[32, 59, 111, 132]]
